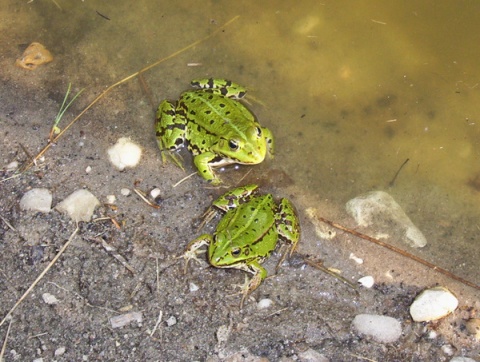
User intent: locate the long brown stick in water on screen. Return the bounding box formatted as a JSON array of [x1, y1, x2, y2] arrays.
[[316, 216, 480, 291]]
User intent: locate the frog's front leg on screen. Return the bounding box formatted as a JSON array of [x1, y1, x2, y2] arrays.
[[275, 198, 301, 256], [199, 184, 259, 227], [212, 184, 258, 211], [192, 151, 224, 185], [182, 234, 212, 273], [236, 260, 268, 308], [155, 100, 186, 170]]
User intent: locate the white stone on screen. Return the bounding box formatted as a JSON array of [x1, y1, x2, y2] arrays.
[[120, 188, 131, 196], [54, 346, 66, 356], [352, 314, 402, 343], [298, 348, 329, 362], [55, 189, 100, 222], [107, 137, 142, 171], [85, 165, 92, 173], [106, 194, 116, 204], [42, 292, 59, 305], [166, 316, 177, 327], [19, 188, 52, 213], [189, 282, 199, 292], [150, 187, 161, 199], [358, 276, 375, 288], [450, 357, 477, 362], [346, 191, 427, 248], [257, 298, 273, 309], [409, 287, 458, 322], [349, 253, 363, 264], [6, 161, 19, 172]]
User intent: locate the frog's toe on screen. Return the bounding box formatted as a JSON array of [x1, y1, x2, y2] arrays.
[[181, 249, 206, 273]]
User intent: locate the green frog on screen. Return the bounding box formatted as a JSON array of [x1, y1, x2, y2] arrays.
[[182, 185, 300, 307], [155, 79, 274, 185]]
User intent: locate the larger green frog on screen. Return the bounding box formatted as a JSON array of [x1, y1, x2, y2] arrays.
[[155, 79, 274, 185], [182, 185, 300, 307]]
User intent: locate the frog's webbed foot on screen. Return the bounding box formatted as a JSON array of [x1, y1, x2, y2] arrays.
[[230, 273, 263, 308], [181, 236, 210, 274], [197, 207, 219, 230]]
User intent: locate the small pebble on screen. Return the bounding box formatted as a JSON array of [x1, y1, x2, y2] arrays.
[[55, 189, 100, 222], [150, 188, 161, 199], [106, 194, 116, 204], [449, 357, 477, 362], [120, 188, 131, 196], [85, 165, 92, 173], [189, 282, 199, 292], [19, 188, 52, 213], [166, 316, 177, 327], [257, 298, 273, 309], [42, 293, 59, 305], [349, 253, 363, 264], [6, 161, 18, 172], [358, 276, 374, 288], [107, 137, 142, 171], [409, 286, 458, 322], [110, 312, 143, 329], [352, 314, 402, 343], [54, 346, 66, 356], [298, 348, 329, 362], [441, 344, 454, 356], [216, 324, 230, 343]]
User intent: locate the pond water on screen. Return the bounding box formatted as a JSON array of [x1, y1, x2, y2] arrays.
[[12, 1, 480, 288]]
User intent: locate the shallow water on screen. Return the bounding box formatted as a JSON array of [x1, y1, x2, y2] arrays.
[[8, 0, 478, 283], [6, 0, 479, 289]]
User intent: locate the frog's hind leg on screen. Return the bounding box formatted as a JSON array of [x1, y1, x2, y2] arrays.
[[155, 100, 186, 170], [275, 198, 301, 256], [230, 261, 267, 308], [190, 78, 247, 99]]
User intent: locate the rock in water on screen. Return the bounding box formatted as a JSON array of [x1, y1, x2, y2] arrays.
[[346, 190, 427, 248], [409, 286, 458, 322]]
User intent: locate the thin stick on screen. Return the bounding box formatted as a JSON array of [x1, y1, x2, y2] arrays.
[[388, 158, 409, 187], [21, 15, 240, 172], [316, 216, 480, 291], [0, 317, 13, 361], [0, 226, 79, 327]]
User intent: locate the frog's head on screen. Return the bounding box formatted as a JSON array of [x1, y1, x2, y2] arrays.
[[208, 232, 251, 267], [214, 125, 267, 165]]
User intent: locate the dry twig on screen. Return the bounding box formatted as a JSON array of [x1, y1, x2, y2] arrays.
[[0, 226, 79, 327]]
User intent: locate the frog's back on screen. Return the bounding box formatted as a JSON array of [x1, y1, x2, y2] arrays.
[[224, 195, 277, 253], [181, 91, 256, 138]]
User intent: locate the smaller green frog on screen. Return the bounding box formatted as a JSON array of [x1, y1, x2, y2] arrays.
[[155, 79, 274, 185], [182, 185, 300, 307]]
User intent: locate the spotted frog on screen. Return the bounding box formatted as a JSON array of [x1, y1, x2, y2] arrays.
[[182, 185, 300, 307], [155, 79, 274, 185]]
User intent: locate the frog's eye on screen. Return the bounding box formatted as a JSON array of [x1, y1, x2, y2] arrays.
[[228, 139, 239, 151], [231, 248, 241, 257], [256, 126, 262, 137]]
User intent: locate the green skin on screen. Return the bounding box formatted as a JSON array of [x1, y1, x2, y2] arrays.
[[183, 185, 300, 307], [155, 79, 274, 185]]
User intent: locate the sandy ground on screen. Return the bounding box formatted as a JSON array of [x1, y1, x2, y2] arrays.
[[1, 2, 479, 361]]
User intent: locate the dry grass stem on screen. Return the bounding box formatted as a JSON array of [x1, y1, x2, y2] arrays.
[[0, 226, 79, 327]]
